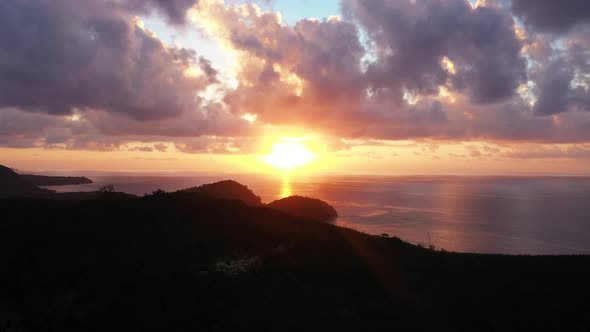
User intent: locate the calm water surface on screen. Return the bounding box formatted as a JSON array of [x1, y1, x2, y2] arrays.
[[44, 173, 590, 255]]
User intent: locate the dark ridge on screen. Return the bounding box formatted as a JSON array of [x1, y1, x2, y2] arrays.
[[267, 195, 338, 222], [177, 180, 262, 206], [0, 193, 589, 331], [20, 174, 93, 186], [51, 190, 138, 201], [0, 164, 53, 198]]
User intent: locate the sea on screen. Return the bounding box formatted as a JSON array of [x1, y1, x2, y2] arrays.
[[41, 172, 590, 255]]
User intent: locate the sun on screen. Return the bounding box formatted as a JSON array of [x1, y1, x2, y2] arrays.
[[262, 139, 317, 173]]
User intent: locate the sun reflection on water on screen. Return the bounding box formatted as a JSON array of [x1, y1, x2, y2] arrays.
[[281, 175, 292, 198]]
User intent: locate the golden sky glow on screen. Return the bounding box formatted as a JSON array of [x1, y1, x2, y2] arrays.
[[4, 140, 590, 176]]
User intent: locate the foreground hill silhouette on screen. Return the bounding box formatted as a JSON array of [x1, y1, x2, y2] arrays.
[[268, 195, 338, 222], [0, 164, 53, 198], [177, 180, 262, 206], [1, 188, 589, 331]]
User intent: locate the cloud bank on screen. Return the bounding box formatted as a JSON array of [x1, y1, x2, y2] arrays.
[[1, 0, 589, 155]]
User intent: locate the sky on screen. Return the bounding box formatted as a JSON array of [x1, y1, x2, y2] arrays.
[[1, 0, 590, 175]]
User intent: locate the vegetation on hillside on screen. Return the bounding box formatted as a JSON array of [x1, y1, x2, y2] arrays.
[[1, 191, 589, 331]]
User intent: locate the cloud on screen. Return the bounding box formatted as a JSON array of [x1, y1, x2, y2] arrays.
[[501, 144, 590, 160], [0, 107, 256, 152], [194, 0, 554, 143], [531, 33, 590, 116], [511, 0, 590, 33], [193, 1, 367, 128], [0, 0, 211, 120], [119, 0, 200, 24], [173, 136, 258, 154], [192, 0, 590, 143], [344, 0, 526, 104], [79, 103, 255, 137], [0, 0, 257, 152], [129, 146, 154, 152], [1, 0, 590, 155], [154, 143, 168, 152]]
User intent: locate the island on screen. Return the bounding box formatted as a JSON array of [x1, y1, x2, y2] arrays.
[[267, 195, 338, 222], [19, 174, 93, 186], [0, 164, 94, 198], [0, 164, 54, 197]]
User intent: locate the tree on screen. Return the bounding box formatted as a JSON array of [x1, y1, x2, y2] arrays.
[[151, 189, 166, 197], [98, 184, 115, 193]]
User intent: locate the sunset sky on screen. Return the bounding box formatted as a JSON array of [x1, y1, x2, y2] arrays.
[[1, 0, 590, 174]]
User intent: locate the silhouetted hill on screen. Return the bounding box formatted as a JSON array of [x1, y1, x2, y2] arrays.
[[1, 180, 590, 331], [1, 192, 589, 331], [0, 164, 53, 198], [20, 174, 93, 186], [267, 195, 338, 222], [177, 180, 262, 206], [50, 190, 138, 200]]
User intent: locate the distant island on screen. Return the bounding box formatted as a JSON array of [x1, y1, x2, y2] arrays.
[[0, 164, 93, 198], [0, 164, 54, 197], [20, 174, 93, 186]]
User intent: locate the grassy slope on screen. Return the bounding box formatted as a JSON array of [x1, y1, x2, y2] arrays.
[[1, 193, 589, 331]]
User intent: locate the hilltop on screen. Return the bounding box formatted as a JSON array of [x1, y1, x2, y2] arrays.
[[177, 180, 262, 206], [267, 195, 338, 222]]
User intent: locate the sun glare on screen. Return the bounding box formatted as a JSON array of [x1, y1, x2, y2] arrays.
[[263, 139, 317, 173]]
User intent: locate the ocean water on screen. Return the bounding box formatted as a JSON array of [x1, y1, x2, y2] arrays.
[[43, 173, 590, 255]]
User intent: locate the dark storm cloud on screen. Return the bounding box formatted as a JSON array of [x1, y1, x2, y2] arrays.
[[343, 0, 527, 104], [511, 0, 590, 33], [0, 108, 64, 137], [532, 60, 577, 116], [0, 0, 210, 120], [531, 34, 590, 115]]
